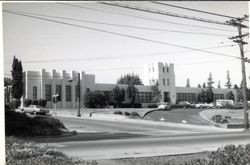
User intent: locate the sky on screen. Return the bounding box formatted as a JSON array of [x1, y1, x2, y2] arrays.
[[2, 1, 250, 87]]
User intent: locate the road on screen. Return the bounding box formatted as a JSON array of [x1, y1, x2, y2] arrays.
[[48, 130, 250, 160], [42, 116, 250, 160]]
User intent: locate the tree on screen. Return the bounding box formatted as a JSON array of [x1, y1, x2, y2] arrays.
[[207, 72, 214, 88], [117, 73, 143, 85], [85, 91, 108, 108], [202, 82, 206, 88], [197, 84, 201, 88], [217, 81, 221, 89], [197, 88, 214, 103], [112, 85, 125, 108], [186, 78, 190, 87], [126, 83, 138, 108], [226, 91, 234, 101], [11, 56, 23, 99], [4, 78, 12, 87], [225, 70, 232, 89], [151, 81, 162, 103]]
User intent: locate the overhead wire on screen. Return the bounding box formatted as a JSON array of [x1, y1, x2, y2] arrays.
[[59, 2, 236, 33], [151, 1, 242, 20], [99, 2, 233, 27], [3, 9, 241, 60], [11, 10, 229, 37]]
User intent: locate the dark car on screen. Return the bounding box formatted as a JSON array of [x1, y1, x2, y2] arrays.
[[178, 101, 194, 109]]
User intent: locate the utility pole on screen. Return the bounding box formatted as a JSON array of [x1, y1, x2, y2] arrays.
[[228, 15, 249, 130], [77, 73, 81, 117]]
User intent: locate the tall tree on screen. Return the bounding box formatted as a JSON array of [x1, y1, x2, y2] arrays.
[[226, 91, 234, 100], [197, 84, 201, 88], [126, 83, 138, 108], [202, 82, 206, 88], [151, 81, 162, 103], [186, 78, 190, 87], [225, 70, 232, 89], [233, 84, 239, 89], [112, 85, 125, 108], [207, 72, 214, 88], [217, 81, 221, 89], [117, 73, 143, 85], [11, 56, 23, 99]]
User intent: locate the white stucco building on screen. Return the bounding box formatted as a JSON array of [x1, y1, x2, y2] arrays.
[[23, 62, 235, 108]]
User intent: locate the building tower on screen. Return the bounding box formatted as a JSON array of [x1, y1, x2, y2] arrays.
[[144, 62, 176, 104]]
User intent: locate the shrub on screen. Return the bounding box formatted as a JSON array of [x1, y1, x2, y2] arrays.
[[32, 100, 38, 105], [124, 112, 130, 116], [130, 111, 140, 117], [23, 99, 32, 107], [85, 92, 108, 108], [9, 99, 21, 109], [5, 107, 66, 137], [114, 111, 123, 115], [38, 99, 47, 107], [147, 103, 158, 108], [225, 103, 234, 109]]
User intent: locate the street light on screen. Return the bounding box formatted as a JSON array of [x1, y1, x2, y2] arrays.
[[53, 93, 59, 112]]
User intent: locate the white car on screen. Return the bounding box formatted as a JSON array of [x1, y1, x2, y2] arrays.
[[195, 103, 206, 109], [21, 105, 50, 115]]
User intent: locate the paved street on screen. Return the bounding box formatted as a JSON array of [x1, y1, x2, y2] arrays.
[[48, 131, 250, 160]]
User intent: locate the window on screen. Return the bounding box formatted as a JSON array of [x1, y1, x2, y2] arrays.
[[135, 92, 152, 103], [56, 85, 61, 101], [167, 79, 169, 86], [177, 93, 196, 103], [33, 86, 37, 100], [45, 84, 51, 101], [163, 78, 166, 86], [75, 85, 80, 101], [66, 85, 71, 101], [167, 67, 169, 72], [163, 66, 165, 72], [214, 94, 224, 100]]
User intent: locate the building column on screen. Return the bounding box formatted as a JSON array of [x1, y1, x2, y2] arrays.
[[81, 72, 86, 108], [61, 70, 66, 109], [71, 71, 76, 109]]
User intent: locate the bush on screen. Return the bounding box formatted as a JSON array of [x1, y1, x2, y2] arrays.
[[38, 99, 47, 107], [32, 100, 38, 105], [9, 99, 21, 109], [85, 92, 108, 108], [5, 137, 80, 165], [5, 107, 66, 137], [124, 112, 130, 116], [183, 144, 250, 165], [225, 103, 234, 109], [114, 111, 123, 115], [23, 99, 32, 107], [130, 111, 140, 117], [147, 103, 158, 108]]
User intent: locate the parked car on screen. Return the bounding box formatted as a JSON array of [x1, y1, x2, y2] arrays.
[[204, 103, 214, 109], [21, 105, 50, 115], [233, 102, 244, 109], [157, 103, 171, 111], [195, 103, 206, 109], [178, 101, 194, 109], [216, 99, 234, 108]]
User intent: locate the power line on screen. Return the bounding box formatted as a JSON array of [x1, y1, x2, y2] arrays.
[[3, 10, 240, 60], [13, 10, 229, 37], [100, 2, 233, 27], [59, 2, 236, 33], [151, 1, 242, 20]]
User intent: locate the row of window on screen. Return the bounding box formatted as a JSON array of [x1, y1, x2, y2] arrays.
[[135, 92, 153, 103], [177, 93, 196, 103], [32, 85, 80, 102], [148, 66, 169, 73], [214, 94, 225, 100]]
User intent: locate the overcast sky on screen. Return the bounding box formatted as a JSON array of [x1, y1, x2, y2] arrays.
[[3, 1, 250, 87]]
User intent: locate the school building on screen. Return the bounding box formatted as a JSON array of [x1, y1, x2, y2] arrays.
[[23, 62, 236, 108]]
